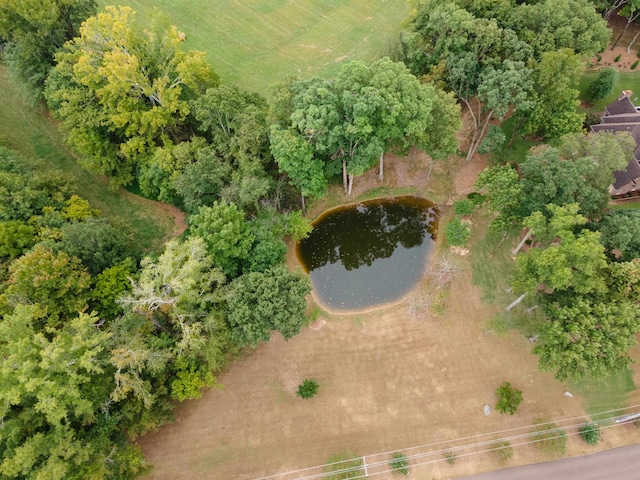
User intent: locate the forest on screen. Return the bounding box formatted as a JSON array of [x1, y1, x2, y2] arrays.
[[1, 0, 640, 478]]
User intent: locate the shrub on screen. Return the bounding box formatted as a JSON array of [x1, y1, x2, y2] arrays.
[[444, 451, 457, 465], [588, 68, 618, 100], [324, 452, 364, 479], [491, 441, 513, 464], [453, 199, 474, 216], [477, 125, 506, 154], [615, 54, 622, 62], [632, 60, 639, 70], [467, 191, 485, 206], [296, 379, 319, 399], [445, 217, 471, 247], [579, 422, 601, 446], [531, 421, 567, 457], [495, 382, 523, 415], [389, 452, 409, 476]]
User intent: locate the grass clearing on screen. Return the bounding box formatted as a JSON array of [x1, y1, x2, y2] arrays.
[[97, 0, 408, 93], [570, 368, 636, 421], [579, 70, 640, 111], [0, 65, 176, 252]]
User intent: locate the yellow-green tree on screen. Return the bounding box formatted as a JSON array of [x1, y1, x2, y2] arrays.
[[45, 6, 218, 185]]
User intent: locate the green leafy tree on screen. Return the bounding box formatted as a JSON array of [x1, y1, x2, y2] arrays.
[[189, 201, 254, 279], [495, 381, 523, 415], [522, 49, 585, 142], [90, 258, 136, 320], [512, 205, 609, 297], [534, 298, 640, 380], [598, 209, 640, 261], [1, 245, 91, 328], [226, 265, 311, 347], [512, 0, 610, 59], [0, 305, 151, 479], [45, 6, 218, 186], [588, 68, 618, 100], [0, 0, 97, 92], [191, 84, 272, 208], [475, 164, 523, 231], [0, 221, 36, 259], [57, 217, 130, 274], [269, 125, 327, 211]]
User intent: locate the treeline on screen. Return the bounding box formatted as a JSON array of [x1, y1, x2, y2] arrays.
[[0, 2, 464, 479]]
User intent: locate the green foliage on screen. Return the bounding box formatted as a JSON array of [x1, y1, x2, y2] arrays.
[[579, 422, 601, 445], [615, 54, 622, 62], [445, 217, 471, 247], [0, 0, 97, 92], [531, 421, 568, 457], [598, 209, 640, 261], [285, 210, 313, 241], [491, 441, 514, 464], [90, 258, 136, 320], [495, 381, 523, 415], [588, 68, 618, 100], [453, 199, 474, 216], [389, 452, 409, 475], [189, 202, 253, 279], [478, 125, 506, 154], [226, 265, 311, 347], [533, 297, 640, 380], [0, 220, 36, 259], [475, 165, 523, 231], [171, 364, 215, 401], [444, 451, 457, 465], [296, 379, 319, 399], [56, 217, 131, 274], [324, 452, 364, 480], [45, 5, 218, 186], [632, 60, 639, 70], [1, 245, 91, 328]]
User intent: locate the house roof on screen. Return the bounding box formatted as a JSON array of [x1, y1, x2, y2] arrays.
[[594, 94, 640, 193], [605, 95, 637, 116]]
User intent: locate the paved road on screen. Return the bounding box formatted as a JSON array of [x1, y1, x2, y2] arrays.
[[457, 443, 640, 480]]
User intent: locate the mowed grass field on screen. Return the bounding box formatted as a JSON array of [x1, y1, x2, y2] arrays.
[[96, 0, 408, 93], [0, 66, 179, 252]]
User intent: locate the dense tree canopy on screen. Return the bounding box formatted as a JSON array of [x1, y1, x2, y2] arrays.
[[0, 0, 97, 92], [45, 6, 218, 185]]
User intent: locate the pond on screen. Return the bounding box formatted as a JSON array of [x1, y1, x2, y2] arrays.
[[296, 196, 440, 312]]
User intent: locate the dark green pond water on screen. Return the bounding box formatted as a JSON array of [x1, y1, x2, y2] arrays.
[[296, 196, 439, 311]]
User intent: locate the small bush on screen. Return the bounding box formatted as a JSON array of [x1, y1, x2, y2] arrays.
[[453, 199, 474, 216], [444, 451, 457, 465], [491, 441, 514, 464], [531, 421, 567, 457], [579, 422, 601, 446], [615, 54, 622, 62], [588, 67, 618, 100], [596, 53, 602, 62], [389, 452, 409, 476], [632, 60, 639, 70], [324, 452, 364, 480], [495, 381, 523, 415], [467, 191, 485, 206], [445, 217, 471, 247], [296, 379, 319, 399], [477, 125, 506, 154]]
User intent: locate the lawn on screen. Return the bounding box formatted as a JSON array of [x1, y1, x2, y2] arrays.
[[96, 0, 408, 93], [579, 70, 640, 112], [0, 66, 178, 252]]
